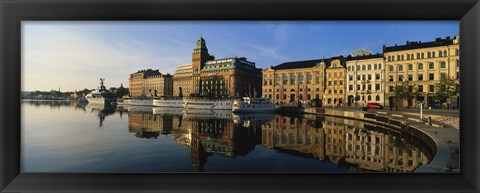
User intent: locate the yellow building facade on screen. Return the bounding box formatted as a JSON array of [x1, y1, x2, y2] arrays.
[[324, 58, 347, 107], [262, 59, 326, 104], [173, 64, 193, 97], [384, 35, 459, 108], [128, 69, 173, 97]]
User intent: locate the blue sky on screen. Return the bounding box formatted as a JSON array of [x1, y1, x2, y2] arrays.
[[22, 21, 458, 92]]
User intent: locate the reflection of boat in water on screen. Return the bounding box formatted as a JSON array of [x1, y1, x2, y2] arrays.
[[232, 113, 276, 124], [183, 97, 233, 110], [84, 103, 115, 127], [183, 109, 233, 119], [126, 105, 153, 113], [232, 97, 277, 113], [119, 97, 153, 106], [152, 107, 184, 115], [153, 96, 185, 108], [85, 78, 116, 105]]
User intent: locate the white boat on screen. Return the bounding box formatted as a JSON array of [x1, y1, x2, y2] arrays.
[[152, 96, 185, 108], [183, 97, 233, 110], [85, 78, 116, 105], [152, 106, 184, 115], [232, 97, 277, 113], [183, 109, 233, 119]]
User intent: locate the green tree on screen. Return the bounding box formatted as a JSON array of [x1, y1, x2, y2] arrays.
[[433, 76, 459, 104]]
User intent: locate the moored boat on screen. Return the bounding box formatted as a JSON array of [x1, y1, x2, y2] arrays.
[[85, 78, 116, 105], [232, 97, 277, 113], [152, 96, 185, 108], [183, 97, 233, 110]]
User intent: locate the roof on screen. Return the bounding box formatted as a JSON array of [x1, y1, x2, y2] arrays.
[[346, 53, 384, 61], [272, 59, 323, 70], [384, 37, 456, 52]]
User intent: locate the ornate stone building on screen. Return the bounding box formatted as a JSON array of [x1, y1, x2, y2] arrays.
[[173, 64, 193, 97], [172, 37, 262, 98], [324, 57, 347, 107], [384, 35, 460, 108], [262, 59, 326, 104], [128, 69, 173, 97], [345, 52, 385, 107]]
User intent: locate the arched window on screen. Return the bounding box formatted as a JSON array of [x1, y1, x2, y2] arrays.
[[398, 64, 403, 71], [368, 64, 372, 70], [374, 64, 377, 70], [439, 51, 443, 57], [429, 62, 435, 69], [362, 65, 366, 71], [408, 64, 413, 70], [417, 53, 420, 59], [378, 64, 382, 69], [432, 52, 436, 58], [389, 65, 394, 72], [407, 54, 410, 60], [376, 95, 380, 101], [401, 55, 404, 60], [418, 63, 423, 70], [440, 61, 446, 68], [356, 65, 360, 71], [367, 95, 371, 101], [421, 53, 425, 58], [411, 54, 414, 59], [427, 52, 431, 58], [444, 50, 447, 56], [347, 66, 351, 71]]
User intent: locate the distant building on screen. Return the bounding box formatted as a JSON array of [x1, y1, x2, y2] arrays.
[[129, 69, 173, 97]]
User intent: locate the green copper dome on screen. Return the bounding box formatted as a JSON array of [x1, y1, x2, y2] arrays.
[[194, 36, 208, 52]]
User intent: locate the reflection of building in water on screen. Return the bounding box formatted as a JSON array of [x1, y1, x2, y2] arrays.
[[344, 121, 430, 172], [128, 111, 173, 139], [323, 117, 346, 164], [262, 114, 326, 161], [262, 114, 431, 172]]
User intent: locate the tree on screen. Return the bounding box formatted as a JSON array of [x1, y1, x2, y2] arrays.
[[433, 76, 459, 104]]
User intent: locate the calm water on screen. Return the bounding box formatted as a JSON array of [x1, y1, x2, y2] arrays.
[[21, 100, 433, 173]]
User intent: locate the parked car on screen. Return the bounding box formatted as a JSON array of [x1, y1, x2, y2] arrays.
[[366, 102, 383, 109]]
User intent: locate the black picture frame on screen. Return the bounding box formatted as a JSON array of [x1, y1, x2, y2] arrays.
[[1, 0, 479, 192]]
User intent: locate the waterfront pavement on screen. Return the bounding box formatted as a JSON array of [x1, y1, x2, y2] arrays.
[[309, 106, 460, 172]]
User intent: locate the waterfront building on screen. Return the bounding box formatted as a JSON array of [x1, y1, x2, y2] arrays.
[[129, 69, 173, 97], [262, 59, 326, 104], [173, 64, 193, 97], [345, 51, 385, 107], [384, 35, 460, 108], [200, 57, 262, 98], [172, 37, 262, 98], [324, 57, 347, 107], [128, 111, 173, 138]]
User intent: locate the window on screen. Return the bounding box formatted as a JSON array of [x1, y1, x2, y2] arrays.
[[389, 65, 394, 72], [283, 74, 288, 85], [408, 74, 413, 81], [429, 85, 435, 92], [356, 65, 360, 71], [368, 74, 372, 80], [374, 64, 377, 70], [328, 81, 332, 86], [290, 73, 296, 84], [418, 74, 423, 81], [368, 64, 372, 70], [349, 75, 353, 81], [362, 65, 366, 71], [357, 85, 361, 91], [349, 85, 353, 91], [357, 75, 361, 80], [398, 65, 403, 71], [334, 72, 337, 77], [347, 66, 351, 71], [408, 64, 413, 70], [408, 85, 413, 92], [375, 84, 380, 91], [440, 61, 446, 68], [367, 95, 371, 101], [421, 53, 425, 58], [375, 74, 380, 80], [417, 53, 420, 59], [429, 62, 435, 69], [456, 60, 460, 67], [275, 74, 281, 84], [439, 51, 443, 57], [399, 75, 404, 81], [397, 55, 400, 61], [388, 56, 391, 61], [444, 50, 447, 56], [432, 52, 436, 58], [333, 81, 337, 85], [407, 54, 410, 60], [298, 73, 304, 84], [339, 72, 343, 77], [429, 73, 435, 80], [418, 63, 423, 70], [378, 64, 382, 69], [418, 85, 423, 92], [306, 72, 312, 84], [389, 75, 394, 82], [368, 84, 372, 90], [456, 48, 459, 56], [376, 95, 380, 101], [401, 55, 404, 60], [339, 80, 343, 85], [441, 73, 447, 80], [389, 86, 394, 92], [427, 52, 431, 58]]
